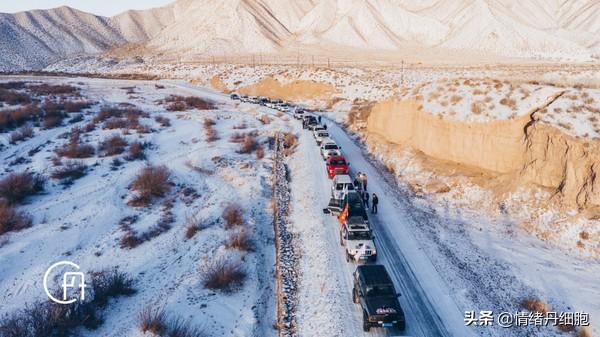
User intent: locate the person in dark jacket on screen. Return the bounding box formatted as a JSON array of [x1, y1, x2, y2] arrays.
[[318, 115, 322, 123], [363, 191, 369, 208], [371, 193, 379, 214]]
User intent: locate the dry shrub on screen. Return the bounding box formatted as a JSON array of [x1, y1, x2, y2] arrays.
[[259, 115, 271, 125], [521, 298, 551, 314], [203, 118, 218, 142], [50, 161, 87, 184], [64, 100, 93, 113], [222, 203, 244, 228], [225, 230, 254, 251], [155, 115, 171, 127], [185, 214, 207, 239], [239, 134, 258, 154], [28, 83, 78, 96], [9, 126, 34, 144], [0, 88, 32, 105], [127, 141, 146, 161], [138, 306, 206, 337], [579, 231, 590, 240], [99, 134, 128, 156], [255, 145, 265, 159], [138, 306, 166, 335], [55, 131, 95, 159], [199, 257, 246, 292], [0, 200, 32, 235], [129, 165, 172, 207], [470, 102, 484, 114], [0, 171, 45, 204], [165, 95, 215, 111], [283, 132, 298, 156]]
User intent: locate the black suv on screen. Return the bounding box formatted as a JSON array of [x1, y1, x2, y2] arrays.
[[352, 265, 405, 331]]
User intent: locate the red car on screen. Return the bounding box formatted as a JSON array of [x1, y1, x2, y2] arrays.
[[326, 156, 349, 178]]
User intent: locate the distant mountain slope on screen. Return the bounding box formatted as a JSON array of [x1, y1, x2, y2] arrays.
[[1, 0, 599, 71]]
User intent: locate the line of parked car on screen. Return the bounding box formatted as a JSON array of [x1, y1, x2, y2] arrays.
[[230, 93, 406, 333]]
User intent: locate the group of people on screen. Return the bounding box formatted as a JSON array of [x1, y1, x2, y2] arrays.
[[354, 172, 378, 214]]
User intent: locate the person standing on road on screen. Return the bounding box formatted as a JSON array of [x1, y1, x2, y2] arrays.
[[362, 173, 368, 191], [318, 115, 322, 124], [363, 190, 369, 208], [371, 193, 378, 214]]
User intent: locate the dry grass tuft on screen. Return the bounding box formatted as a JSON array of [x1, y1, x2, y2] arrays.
[[99, 134, 128, 157], [225, 230, 254, 251], [521, 298, 551, 314], [199, 257, 246, 292], [129, 165, 171, 207], [222, 203, 244, 228], [0, 200, 32, 235], [0, 171, 45, 204]]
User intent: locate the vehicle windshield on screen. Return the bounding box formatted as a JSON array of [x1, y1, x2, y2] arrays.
[[324, 144, 339, 150], [318, 132, 329, 137], [330, 159, 346, 166], [335, 183, 354, 191], [348, 230, 372, 240], [366, 285, 395, 297]]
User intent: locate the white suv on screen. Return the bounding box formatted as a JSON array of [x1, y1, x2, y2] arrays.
[[340, 222, 377, 262], [320, 139, 341, 160]]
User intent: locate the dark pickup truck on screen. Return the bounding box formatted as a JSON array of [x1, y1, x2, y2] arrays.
[[353, 265, 405, 332]]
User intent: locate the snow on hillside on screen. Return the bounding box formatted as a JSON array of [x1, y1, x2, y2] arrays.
[[2, 0, 600, 71], [0, 76, 290, 337]]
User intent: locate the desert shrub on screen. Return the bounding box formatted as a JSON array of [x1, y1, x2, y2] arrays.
[[259, 115, 271, 124], [138, 307, 205, 337], [0, 88, 32, 105], [225, 230, 254, 251], [0, 269, 134, 337], [199, 257, 246, 292], [238, 135, 258, 154], [470, 102, 484, 114], [0, 171, 45, 204], [222, 203, 244, 228], [164, 95, 215, 111], [127, 141, 147, 161], [155, 116, 171, 127], [99, 135, 128, 156], [63, 100, 93, 113], [203, 118, 218, 142], [102, 117, 129, 130], [521, 298, 551, 314], [255, 145, 265, 159], [0, 201, 32, 235], [28, 84, 78, 96], [0, 104, 41, 131], [229, 132, 245, 143], [90, 269, 136, 307], [55, 131, 95, 159], [94, 106, 146, 124], [50, 161, 87, 184], [41, 101, 66, 129], [9, 126, 34, 144], [138, 306, 166, 335], [129, 165, 172, 207], [0, 81, 27, 90]]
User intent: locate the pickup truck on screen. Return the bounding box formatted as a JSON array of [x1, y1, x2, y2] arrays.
[[340, 222, 377, 262], [353, 265, 405, 332], [326, 155, 349, 178]]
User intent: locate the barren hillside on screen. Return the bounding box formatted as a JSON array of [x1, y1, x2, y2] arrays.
[[1, 0, 600, 71]]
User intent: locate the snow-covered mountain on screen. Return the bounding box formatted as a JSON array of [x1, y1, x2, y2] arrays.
[[1, 0, 599, 71]]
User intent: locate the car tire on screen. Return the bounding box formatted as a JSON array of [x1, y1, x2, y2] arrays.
[[396, 321, 406, 331], [346, 252, 351, 262], [352, 288, 358, 304], [339, 232, 344, 246], [363, 312, 370, 332]]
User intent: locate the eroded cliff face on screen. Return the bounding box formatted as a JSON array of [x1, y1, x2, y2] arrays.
[[523, 123, 600, 209], [366, 98, 600, 210]]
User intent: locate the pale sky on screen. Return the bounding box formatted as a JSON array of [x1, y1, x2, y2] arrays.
[[0, 0, 174, 16]]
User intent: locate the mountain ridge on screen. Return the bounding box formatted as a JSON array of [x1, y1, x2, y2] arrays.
[[1, 0, 599, 71]]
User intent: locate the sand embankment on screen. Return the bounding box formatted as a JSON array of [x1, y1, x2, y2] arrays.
[[367, 98, 600, 209], [237, 76, 336, 101]]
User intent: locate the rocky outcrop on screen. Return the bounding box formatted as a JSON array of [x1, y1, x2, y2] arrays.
[[366, 98, 600, 209]]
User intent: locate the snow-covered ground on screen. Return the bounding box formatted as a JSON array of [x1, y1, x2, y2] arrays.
[[0, 76, 295, 337]]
